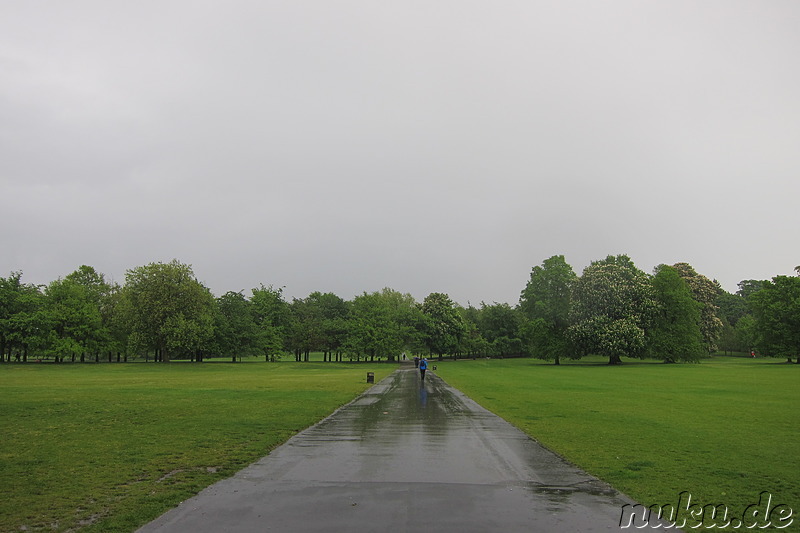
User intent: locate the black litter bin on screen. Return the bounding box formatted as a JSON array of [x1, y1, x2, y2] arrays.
[[366, 372, 374, 383]]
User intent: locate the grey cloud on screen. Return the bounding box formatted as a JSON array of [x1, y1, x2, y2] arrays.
[[2, 1, 799, 304]]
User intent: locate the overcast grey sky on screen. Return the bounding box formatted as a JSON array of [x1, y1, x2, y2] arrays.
[[2, 1, 798, 305]]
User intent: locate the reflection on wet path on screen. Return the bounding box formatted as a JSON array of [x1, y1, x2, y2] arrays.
[[138, 367, 673, 533]]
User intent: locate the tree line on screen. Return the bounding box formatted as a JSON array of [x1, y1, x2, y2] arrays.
[[1, 256, 798, 364]]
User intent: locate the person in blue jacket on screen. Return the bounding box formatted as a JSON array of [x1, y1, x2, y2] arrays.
[[419, 357, 428, 381]]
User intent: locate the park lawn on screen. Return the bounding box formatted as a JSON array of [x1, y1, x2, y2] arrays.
[[0, 362, 394, 533], [435, 356, 799, 530]]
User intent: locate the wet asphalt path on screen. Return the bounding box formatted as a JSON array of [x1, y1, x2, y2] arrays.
[[137, 366, 663, 532]]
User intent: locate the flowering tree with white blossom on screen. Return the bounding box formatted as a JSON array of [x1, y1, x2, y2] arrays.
[[568, 255, 657, 364]]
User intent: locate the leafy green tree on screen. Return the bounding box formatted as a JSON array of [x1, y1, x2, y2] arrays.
[[102, 284, 129, 361], [64, 265, 115, 360], [287, 297, 316, 361], [476, 302, 521, 357], [420, 292, 465, 359], [672, 263, 723, 353], [734, 314, 757, 354], [307, 292, 349, 361], [0, 272, 25, 361], [749, 275, 800, 363], [646, 265, 705, 362], [715, 291, 749, 354], [569, 255, 657, 365], [717, 319, 739, 354], [214, 291, 260, 361], [518, 255, 577, 364], [716, 281, 763, 355], [736, 279, 765, 300], [65, 265, 109, 304], [456, 304, 490, 357], [121, 260, 215, 362], [250, 285, 289, 361], [715, 291, 749, 327], [346, 288, 421, 361], [285, 292, 351, 361], [0, 272, 44, 362], [519, 318, 571, 363], [43, 277, 104, 362], [386, 290, 426, 356]]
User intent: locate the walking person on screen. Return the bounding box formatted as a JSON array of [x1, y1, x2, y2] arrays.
[[419, 357, 428, 381]]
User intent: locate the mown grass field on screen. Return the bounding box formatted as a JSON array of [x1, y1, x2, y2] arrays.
[[0, 362, 394, 533], [435, 356, 799, 530], [3, 356, 797, 532]]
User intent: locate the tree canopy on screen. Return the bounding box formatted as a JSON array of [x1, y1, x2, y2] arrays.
[[420, 292, 465, 359], [519, 255, 577, 364], [1, 256, 797, 365], [569, 255, 657, 364], [749, 275, 800, 363], [672, 263, 723, 353], [122, 260, 215, 362], [647, 265, 705, 363]]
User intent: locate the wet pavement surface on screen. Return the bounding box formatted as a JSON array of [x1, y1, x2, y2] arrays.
[[137, 366, 668, 532]]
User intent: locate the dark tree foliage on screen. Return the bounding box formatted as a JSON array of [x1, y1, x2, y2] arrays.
[[647, 265, 705, 363], [0, 272, 43, 362], [749, 276, 800, 363], [420, 293, 465, 359], [122, 260, 215, 362], [213, 291, 260, 361], [672, 263, 723, 353], [518, 255, 576, 364], [2, 257, 799, 366]]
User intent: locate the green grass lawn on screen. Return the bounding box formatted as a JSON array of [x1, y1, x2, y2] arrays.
[[4, 357, 797, 532], [435, 356, 799, 530], [0, 362, 394, 533]]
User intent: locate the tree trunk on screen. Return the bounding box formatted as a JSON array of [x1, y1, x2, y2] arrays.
[[161, 344, 170, 363], [608, 354, 622, 365], [554, 355, 560, 365]]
